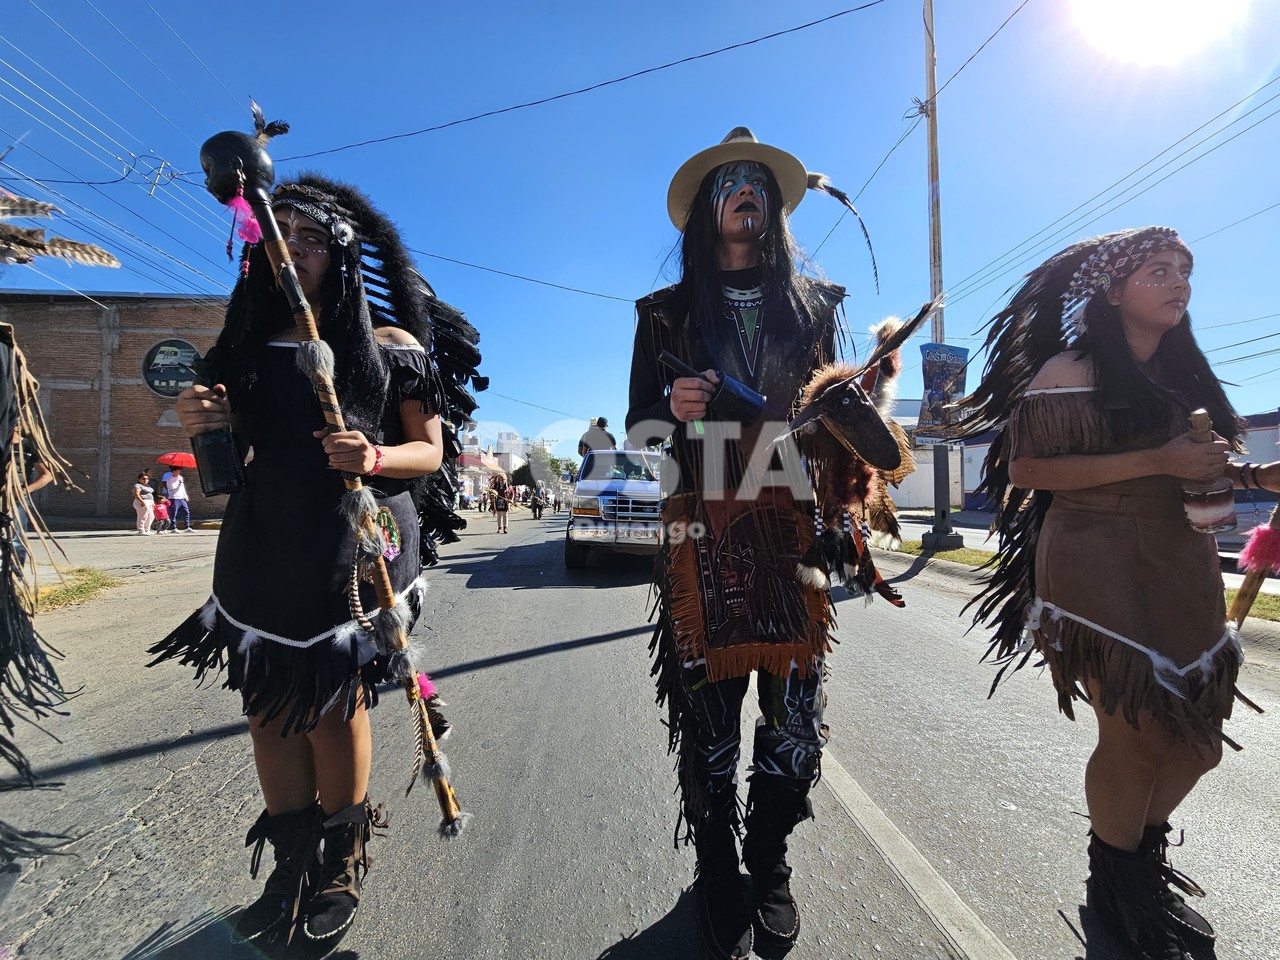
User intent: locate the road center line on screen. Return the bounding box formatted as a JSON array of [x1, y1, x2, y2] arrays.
[[821, 752, 1019, 960]]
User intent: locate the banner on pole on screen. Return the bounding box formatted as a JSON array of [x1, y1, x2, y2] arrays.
[[916, 343, 969, 444]]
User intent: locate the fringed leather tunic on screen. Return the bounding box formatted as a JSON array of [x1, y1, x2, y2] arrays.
[[1007, 386, 1242, 743]]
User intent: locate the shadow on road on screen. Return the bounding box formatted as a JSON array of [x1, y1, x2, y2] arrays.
[[595, 887, 701, 959], [882, 551, 933, 586], [383, 624, 652, 689], [1069, 904, 1219, 960], [26, 720, 246, 782], [120, 909, 362, 960], [455, 539, 653, 591]]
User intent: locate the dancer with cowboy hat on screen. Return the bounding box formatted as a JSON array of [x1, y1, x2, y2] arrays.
[[626, 127, 892, 959]]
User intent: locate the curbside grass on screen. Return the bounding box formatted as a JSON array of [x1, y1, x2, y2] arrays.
[[37, 567, 123, 611]]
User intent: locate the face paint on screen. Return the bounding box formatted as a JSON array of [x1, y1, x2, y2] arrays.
[[708, 161, 770, 238]]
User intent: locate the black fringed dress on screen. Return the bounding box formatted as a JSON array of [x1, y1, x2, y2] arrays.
[[149, 340, 438, 734]]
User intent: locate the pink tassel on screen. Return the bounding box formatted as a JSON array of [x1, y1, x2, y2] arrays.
[[226, 193, 262, 244], [417, 672, 437, 701], [1237, 521, 1280, 574]]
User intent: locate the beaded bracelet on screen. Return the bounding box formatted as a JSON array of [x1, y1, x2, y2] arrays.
[[369, 445, 384, 476], [1240, 462, 1254, 489]]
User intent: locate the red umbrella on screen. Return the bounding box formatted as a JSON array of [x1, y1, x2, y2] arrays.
[[156, 451, 196, 469]]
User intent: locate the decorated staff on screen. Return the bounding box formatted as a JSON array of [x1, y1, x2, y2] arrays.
[[150, 105, 482, 954]]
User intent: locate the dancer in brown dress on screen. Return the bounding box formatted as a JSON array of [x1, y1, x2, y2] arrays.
[[959, 227, 1270, 960]]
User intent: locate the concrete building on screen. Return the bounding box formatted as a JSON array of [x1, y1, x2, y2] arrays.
[[0, 290, 225, 519]]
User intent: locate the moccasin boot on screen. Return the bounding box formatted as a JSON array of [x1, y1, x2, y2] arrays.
[[741, 773, 812, 949], [298, 799, 388, 954], [1141, 822, 1215, 948], [1087, 832, 1192, 960], [693, 813, 753, 960], [230, 803, 322, 947]]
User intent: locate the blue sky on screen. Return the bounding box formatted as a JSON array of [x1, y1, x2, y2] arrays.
[[2, 1, 1278, 461]]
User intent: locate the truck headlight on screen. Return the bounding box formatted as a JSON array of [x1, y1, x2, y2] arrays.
[[571, 496, 600, 516]]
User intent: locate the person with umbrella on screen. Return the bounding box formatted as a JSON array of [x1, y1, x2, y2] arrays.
[[157, 452, 196, 532]]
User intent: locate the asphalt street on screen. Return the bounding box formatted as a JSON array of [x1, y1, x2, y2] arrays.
[[0, 510, 1275, 960]]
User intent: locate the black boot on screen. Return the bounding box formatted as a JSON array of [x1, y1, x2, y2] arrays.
[[1141, 823, 1215, 948], [230, 803, 322, 946], [742, 774, 810, 949], [298, 799, 388, 954], [693, 813, 753, 960], [1087, 833, 1192, 960]]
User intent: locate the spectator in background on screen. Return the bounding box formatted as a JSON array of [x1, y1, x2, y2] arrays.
[[577, 416, 617, 457], [153, 493, 173, 533], [166, 465, 193, 532], [132, 472, 155, 536]]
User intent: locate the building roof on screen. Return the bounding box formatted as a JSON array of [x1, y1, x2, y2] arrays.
[[0, 288, 224, 304]]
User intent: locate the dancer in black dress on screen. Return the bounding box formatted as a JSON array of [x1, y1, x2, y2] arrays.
[[151, 174, 481, 954]]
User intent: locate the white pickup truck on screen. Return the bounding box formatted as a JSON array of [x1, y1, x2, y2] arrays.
[[564, 450, 663, 568]]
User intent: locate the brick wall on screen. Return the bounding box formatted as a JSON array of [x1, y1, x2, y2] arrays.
[[0, 292, 228, 519]]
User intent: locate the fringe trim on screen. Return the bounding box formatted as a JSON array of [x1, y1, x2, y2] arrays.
[[1006, 390, 1110, 460], [209, 577, 426, 649], [148, 580, 427, 735], [1028, 598, 1250, 748]]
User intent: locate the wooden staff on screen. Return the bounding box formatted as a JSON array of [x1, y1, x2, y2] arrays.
[[200, 124, 464, 834]]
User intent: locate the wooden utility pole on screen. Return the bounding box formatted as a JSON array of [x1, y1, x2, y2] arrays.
[[921, 0, 963, 550]]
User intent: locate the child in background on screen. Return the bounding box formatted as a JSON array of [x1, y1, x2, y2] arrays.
[[153, 493, 173, 533]]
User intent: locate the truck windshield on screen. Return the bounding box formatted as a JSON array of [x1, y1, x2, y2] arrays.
[[582, 454, 659, 482]]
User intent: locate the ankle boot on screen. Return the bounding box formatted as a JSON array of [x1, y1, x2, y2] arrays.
[[693, 813, 753, 960], [1087, 833, 1192, 960], [299, 799, 389, 951], [230, 803, 322, 946], [741, 774, 811, 948], [1141, 822, 1215, 948]]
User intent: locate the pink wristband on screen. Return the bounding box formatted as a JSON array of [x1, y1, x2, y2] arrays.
[[369, 445, 384, 475]]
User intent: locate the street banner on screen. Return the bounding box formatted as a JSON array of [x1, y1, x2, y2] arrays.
[[916, 343, 969, 443]]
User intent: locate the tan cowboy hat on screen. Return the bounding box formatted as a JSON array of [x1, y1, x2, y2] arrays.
[[666, 126, 809, 232]]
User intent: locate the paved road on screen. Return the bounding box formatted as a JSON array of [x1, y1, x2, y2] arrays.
[[0, 512, 1275, 959]]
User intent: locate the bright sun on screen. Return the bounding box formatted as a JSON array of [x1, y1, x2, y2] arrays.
[[1071, 0, 1253, 67]]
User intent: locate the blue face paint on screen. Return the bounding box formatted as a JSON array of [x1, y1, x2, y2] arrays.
[[708, 161, 770, 237]]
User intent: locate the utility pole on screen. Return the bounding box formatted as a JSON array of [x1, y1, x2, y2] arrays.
[[921, 0, 963, 550]]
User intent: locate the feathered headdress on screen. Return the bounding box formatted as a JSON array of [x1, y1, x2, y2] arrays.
[[954, 227, 1190, 690]]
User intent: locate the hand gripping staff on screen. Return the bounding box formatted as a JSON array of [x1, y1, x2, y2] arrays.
[[199, 113, 467, 836]]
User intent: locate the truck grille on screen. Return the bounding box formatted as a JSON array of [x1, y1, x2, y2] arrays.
[[600, 496, 661, 522]]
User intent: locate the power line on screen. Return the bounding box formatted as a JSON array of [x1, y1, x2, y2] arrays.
[[140, 0, 243, 113], [22, 0, 200, 147], [943, 74, 1280, 306], [1191, 199, 1280, 244], [278, 1, 890, 162], [79, 0, 221, 130], [1200, 311, 1280, 331], [408, 248, 631, 302], [2, 162, 229, 293], [0, 87, 228, 241], [0, 144, 230, 289], [930, 0, 1036, 102], [812, 0, 1033, 260], [484, 391, 582, 420], [6, 261, 110, 309], [810, 114, 923, 261]]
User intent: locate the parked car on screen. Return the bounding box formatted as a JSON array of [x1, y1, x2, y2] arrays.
[[565, 450, 663, 568]]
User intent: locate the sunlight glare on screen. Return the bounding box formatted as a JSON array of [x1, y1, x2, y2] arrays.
[[1071, 0, 1252, 67]]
